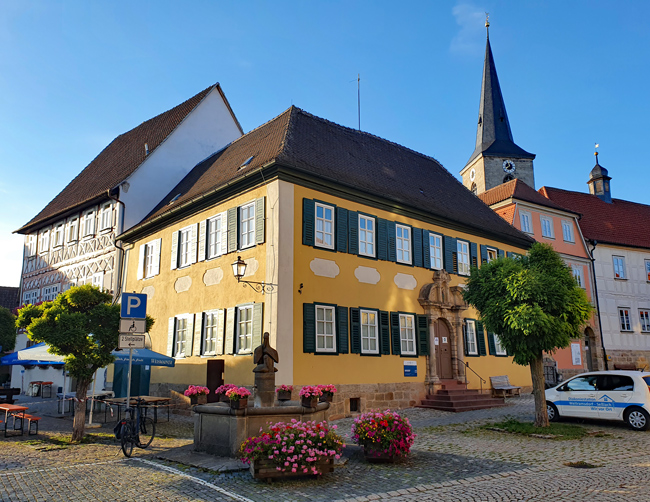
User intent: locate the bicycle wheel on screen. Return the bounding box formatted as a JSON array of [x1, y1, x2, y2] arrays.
[[137, 416, 155, 448], [120, 422, 134, 457]]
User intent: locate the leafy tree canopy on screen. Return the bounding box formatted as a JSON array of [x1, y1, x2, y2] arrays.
[[0, 306, 17, 352]]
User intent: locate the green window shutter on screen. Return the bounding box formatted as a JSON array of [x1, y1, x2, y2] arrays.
[[387, 221, 397, 262], [337, 306, 348, 354], [462, 320, 469, 357], [443, 236, 457, 274], [487, 331, 496, 356], [422, 230, 431, 269], [349, 308, 361, 354], [224, 307, 236, 355], [416, 314, 429, 356], [480, 244, 488, 264], [477, 322, 487, 356], [348, 211, 359, 255], [215, 309, 225, 356], [303, 303, 316, 353], [390, 312, 401, 355], [227, 207, 237, 253], [255, 197, 265, 244], [470, 242, 478, 268], [302, 199, 315, 246], [252, 303, 264, 349], [170, 231, 179, 270], [167, 317, 176, 357], [198, 220, 207, 262], [377, 219, 388, 261], [413, 228, 423, 268], [193, 312, 204, 356], [336, 207, 348, 252], [379, 310, 391, 355]]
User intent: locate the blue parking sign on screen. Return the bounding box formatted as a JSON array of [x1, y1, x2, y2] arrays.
[[120, 293, 147, 319]]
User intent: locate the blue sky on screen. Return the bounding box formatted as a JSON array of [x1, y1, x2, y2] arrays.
[[1, 1, 649, 286]]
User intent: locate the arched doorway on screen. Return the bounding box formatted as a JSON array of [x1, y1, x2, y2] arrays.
[[435, 319, 453, 379], [584, 327, 596, 372]]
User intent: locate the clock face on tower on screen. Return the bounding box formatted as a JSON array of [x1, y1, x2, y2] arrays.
[[503, 160, 516, 174]]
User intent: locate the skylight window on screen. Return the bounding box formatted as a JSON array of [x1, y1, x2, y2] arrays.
[[169, 194, 182, 205], [240, 156, 254, 169]]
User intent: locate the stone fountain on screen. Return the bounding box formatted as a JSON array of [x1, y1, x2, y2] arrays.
[[193, 333, 329, 457]]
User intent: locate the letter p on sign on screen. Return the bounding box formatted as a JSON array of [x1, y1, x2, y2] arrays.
[[120, 293, 147, 319]]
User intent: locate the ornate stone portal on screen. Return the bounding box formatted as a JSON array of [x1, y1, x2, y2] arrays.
[[418, 270, 469, 394]]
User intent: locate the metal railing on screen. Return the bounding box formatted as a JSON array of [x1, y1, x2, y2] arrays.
[[452, 357, 487, 394]]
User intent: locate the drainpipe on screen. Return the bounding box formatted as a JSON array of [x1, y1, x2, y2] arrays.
[[587, 240, 608, 370], [106, 189, 126, 304]]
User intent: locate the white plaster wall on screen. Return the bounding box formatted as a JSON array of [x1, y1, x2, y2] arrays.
[[593, 244, 650, 350], [120, 87, 242, 231]]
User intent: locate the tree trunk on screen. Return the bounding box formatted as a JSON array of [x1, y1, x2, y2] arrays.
[[530, 354, 549, 427], [71, 378, 91, 443]]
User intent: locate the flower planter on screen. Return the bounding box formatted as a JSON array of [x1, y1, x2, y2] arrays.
[[218, 393, 230, 403], [230, 398, 248, 410], [249, 457, 334, 481], [319, 393, 333, 403], [301, 397, 318, 408], [190, 394, 208, 405], [363, 446, 397, 463], [276, 390, 292, 401]]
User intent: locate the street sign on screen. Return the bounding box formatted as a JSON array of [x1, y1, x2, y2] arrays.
[[120, 293, 147, 319], [119, 334, 146, 350], [119, 318, 146, 334]]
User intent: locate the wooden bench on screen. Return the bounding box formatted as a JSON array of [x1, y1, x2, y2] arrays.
[[614, 364, 637, 371], [13, 414, 41, 435], [490, 375, 522, 398]]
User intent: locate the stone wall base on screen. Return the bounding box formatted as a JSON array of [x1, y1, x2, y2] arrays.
[[607, 350, 650, 371]]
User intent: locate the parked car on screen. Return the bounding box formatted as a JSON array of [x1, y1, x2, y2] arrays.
[[545, 370, 650, 431]]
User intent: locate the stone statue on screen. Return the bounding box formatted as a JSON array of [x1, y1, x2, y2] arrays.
[[253, 332, 279, 373]]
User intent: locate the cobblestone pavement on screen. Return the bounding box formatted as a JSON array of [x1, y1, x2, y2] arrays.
[[1, 396, 650, 501]]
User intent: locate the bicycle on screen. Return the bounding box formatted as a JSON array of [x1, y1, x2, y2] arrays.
[[117, 398, 156, 457]]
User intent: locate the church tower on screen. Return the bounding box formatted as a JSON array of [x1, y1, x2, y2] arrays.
[[460, 20, 535, 195]]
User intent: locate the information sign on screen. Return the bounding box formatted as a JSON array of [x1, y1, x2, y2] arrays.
[[119, 318, 146, 334], [119, 334, 146, 350], [404, 360, 417, 377], [120, 293, 147, 319]]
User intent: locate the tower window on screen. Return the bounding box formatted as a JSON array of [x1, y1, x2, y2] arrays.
[[503, 174, 514, 183], [470, 183, 477, 195]]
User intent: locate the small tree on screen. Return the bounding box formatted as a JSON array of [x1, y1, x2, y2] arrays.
[[463, 243, 592, 427], [16, 285, 154, 442], [0, 306, 17, 353]]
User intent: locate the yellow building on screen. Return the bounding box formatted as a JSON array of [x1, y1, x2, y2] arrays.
[[119, 107, 534, 417]]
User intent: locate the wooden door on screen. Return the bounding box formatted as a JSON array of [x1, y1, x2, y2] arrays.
[[206, 360, 224, 403], [435, 319, 453, 379]]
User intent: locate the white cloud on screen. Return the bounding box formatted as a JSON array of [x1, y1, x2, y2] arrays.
[[450, 2, 486, 56]]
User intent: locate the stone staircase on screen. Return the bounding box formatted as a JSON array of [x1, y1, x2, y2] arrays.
[[418, 379, 507, 412]]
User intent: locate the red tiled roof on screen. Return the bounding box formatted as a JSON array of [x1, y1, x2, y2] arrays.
[[17, 84, 237, 234], [479, 179, 577, 214], [495, 206, 515, 225], [540, 186, 650, 249]]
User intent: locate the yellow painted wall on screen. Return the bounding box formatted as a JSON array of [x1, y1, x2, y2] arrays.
[[123, 186, 269, 388], [292, 185, 533, 389]]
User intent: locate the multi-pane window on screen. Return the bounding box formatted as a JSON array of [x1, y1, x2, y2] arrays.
[[645, 260, 650, 282], [399, 314, 416, 356], [83, 210, 95, 237], [465, 320, 478, 355], [540, 216, 554, 238], [396, 224, 411, 264], [237, 306, 253, 353], [100, 203, 112, 230], [429, 233, 443, 269], [613, 256, 626, 279], [175, 316, 189, 357], [179, 227, 192, 267], [457, 240, 470, 275], [572, 265, 584, 288], [144, 243, 156, 278], [239, 203, 255, 249], [316, 305, 336, 353], [23, 290, 39, 305], [315, 203, 334, 249], [39, 230, 50, 254], [203, 311, 218, 354], [42, 285, 60, 302], [359, 215, 375, 257], [519, 211, 532, 233], [92, 272, 103, 290], [67, 218, 79, 242], [619, 308, 632, 331], [562, 220, 574, 242], [53, 224, 65, 247], [640, 310, 650, 333], [360, 310, 379, 354], [25, 235, 36, 257], [487, 248, 497, 263], [493, 334, 507, 356], [207, 216, 222, 259]]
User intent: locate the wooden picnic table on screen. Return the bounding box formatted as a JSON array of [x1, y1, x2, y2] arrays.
[[0, 403, 28, 437], [105, 396, 171, 423], [0, 388, 21, 404]]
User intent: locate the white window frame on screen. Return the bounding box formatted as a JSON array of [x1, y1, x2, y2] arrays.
[[82, 209, 95, 237], [42, 284, 60, 302], [519, 210, 532, 234], [360, 309, 379, 355], [572, 265, 585, 288], [562, 220, 574, 243], [640, 310, 650, 333], [23, 289, 39, 305], [396, 224, 411, 264], [399, 313, 417, 356], [67, 217, 79, 243], [540, 215, 554, 239], [174, 314, 193, 358], [457, 240, 470, 276], [645, 260, 650, 282], [486, 247, 497, 263], [178, 226, 193, 268], [239, 202, 256, 250], [99, 203, 112, 231], [619, 308, 632, 332], [493, 333, 507, 356], [203, 311, 219, 355], [315, 305, 337, 353], [25, 234, 37, 257], [53, 223, 65, 248], [613, 256, 626, 280], [358, 215, 375, 257], [429, 233, 443, 269], [92, 272, 104, 290], [314, 202, 335, 250], [236, 305, 254, 354], [39, 229, 50, 254], [465, 320, 478, 355], [207, 215, 223, 259], [144, 242, 156, 279]]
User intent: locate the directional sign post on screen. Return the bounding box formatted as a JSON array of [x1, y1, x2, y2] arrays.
[[119, 334, 146, 350], [120, 293, 148, 410]]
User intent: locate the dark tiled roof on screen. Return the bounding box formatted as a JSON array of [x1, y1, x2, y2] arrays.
[[138, 107, 533, 247], [17, 84, 235, 234], [540, 186, 650, 249], [0, 287, 19, 311], [479, 179, 577, 214]]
